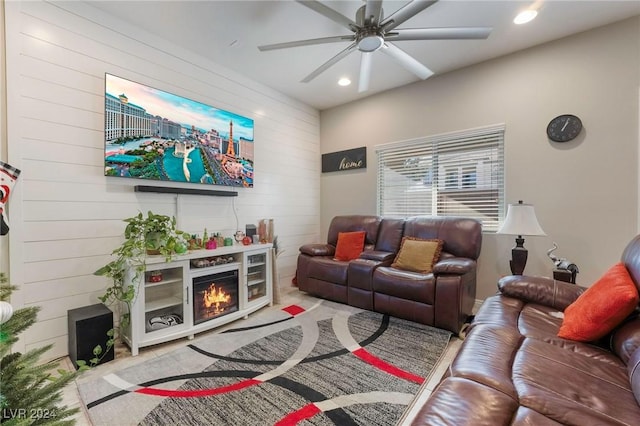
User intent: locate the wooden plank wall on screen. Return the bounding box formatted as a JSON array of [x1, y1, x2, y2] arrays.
[[3, 0, 321, 359], [1, 1, 8, 279]]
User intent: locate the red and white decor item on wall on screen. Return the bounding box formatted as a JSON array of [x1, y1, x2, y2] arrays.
[[0, 161, 21, 236]]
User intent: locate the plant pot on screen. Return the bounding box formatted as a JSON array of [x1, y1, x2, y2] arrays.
[[175, 242, 188, 254]]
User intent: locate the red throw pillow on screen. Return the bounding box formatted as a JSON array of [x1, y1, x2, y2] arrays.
[[558, 262, 639, 342], [333, 231, 366, 261]]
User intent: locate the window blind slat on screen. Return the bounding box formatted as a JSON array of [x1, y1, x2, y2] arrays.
[[377, 125, 505, 232]]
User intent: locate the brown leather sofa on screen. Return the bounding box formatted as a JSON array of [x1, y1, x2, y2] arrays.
[[412, 235, 640, 425], [296, 215, 482, 334]]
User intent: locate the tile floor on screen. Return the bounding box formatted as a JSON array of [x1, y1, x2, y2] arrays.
[[60, 289, 465, 425]]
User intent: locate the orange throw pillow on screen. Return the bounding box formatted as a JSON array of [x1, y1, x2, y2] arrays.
[[558, 262, 639, 342], [333, 231, 366, 261]]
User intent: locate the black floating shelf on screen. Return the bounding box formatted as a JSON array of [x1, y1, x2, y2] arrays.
[[134, 185, 238, 197]]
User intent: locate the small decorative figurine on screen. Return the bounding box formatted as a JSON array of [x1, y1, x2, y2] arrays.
[[547, 242, 579, 283]]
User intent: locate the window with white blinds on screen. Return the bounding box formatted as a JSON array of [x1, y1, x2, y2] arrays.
[[376, 125, 505, 232]]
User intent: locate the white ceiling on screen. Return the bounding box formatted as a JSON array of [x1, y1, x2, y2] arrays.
[[89, 0, 640, 110]]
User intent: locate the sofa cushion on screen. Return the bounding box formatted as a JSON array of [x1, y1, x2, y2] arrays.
[[468, 295, 525, 331], [404, 216, 482, 260], [412, 377, 520, 425], [448, 324, 520, 399], [372, 266, 435, 304], [558, 262, 639, 342], [307, 257, 349, 285], [391, 237, 443, 273], [326, 215, 381, 248], [511, 337, 637, 425], [375, 218, 405, 253], [333, 231, 366, 261]]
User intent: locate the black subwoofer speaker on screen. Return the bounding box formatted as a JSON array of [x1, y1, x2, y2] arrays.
[[68, 303, 114, 369]]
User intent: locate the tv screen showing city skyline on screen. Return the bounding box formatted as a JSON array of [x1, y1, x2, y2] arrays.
[[104, 73, 254, 188]]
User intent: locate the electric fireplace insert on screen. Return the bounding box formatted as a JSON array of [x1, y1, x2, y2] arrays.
[[192, 269, 239, 325]]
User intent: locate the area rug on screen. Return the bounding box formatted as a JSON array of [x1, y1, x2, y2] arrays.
[[78, 298, 451, 425]]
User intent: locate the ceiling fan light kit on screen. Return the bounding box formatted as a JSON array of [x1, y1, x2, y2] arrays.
[[357, 30, 385, 52], [258, 0, 492, 92]]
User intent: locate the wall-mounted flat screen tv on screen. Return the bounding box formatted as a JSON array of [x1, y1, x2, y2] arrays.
[[104, 73, 254, 188]]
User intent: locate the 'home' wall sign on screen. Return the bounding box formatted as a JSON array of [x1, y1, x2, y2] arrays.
[[321, 147, 367, 173]]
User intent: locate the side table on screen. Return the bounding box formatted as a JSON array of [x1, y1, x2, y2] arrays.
[[553, 268, 576, 284]]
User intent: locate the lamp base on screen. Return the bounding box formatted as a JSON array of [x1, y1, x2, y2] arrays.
[[509, 236, 528, 275]]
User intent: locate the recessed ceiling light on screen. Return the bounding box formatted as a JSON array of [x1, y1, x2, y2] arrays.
[[514, 9, 538, 25], [338, 78, 351, 87]]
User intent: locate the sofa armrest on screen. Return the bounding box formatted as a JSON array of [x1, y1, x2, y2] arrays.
[[360, 250, 395, 263], [629, 347, 640, 406], [498, 275, 586, 311], [348, 258, 382, 290], [299, 243, 335, 257], [433, 257, 475, 275]]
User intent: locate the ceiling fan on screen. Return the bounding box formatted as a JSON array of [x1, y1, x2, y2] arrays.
[[258, 0, 492, 92]]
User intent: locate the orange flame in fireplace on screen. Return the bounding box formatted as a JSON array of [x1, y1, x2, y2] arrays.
[[203, 283, 230, 314]]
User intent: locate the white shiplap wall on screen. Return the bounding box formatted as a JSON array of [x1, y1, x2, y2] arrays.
[[4, 0, 320, 359], [1, 1, 8, 278]]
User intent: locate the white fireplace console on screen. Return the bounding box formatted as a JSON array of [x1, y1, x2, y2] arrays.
[[122, 243, 272, 356]]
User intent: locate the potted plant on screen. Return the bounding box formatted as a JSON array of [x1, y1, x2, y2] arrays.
[[83, 211, 185, 368], [122, 211, 186, 258]]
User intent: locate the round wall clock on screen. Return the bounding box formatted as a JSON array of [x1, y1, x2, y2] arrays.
[[547, 114, 583, 142]]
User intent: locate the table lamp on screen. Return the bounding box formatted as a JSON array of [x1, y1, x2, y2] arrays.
[[497, 200, 546, 275]]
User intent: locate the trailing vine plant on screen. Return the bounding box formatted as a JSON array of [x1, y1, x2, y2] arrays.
[[77, 211, 186, 370]]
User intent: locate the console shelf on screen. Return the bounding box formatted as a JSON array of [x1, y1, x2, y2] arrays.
[[122, 243, 272, 356], [146, 296, 183, 313]]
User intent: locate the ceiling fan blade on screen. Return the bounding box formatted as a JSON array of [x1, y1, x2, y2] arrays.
[[301, 42, 358, 83], [358, 52, 373, 93], [258, 35, 354, 51], [381, 42, 434, 80], [364, 0, 383, 26], [386, 27, 492, 41], [380, 0, 438, 32], [296, 0, 359, 31]]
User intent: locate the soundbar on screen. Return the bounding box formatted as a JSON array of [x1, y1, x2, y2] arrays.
[[134, 185, 238, 197]]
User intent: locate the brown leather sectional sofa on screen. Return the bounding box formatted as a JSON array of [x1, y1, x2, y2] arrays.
[[296, 215, 482, 334], [413, 235, 640, 425]]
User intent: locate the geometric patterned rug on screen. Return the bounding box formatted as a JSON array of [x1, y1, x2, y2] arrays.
[[78, 298, 451, 425]]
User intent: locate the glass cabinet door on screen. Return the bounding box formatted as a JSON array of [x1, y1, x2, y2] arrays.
[[246, 252, 267, 302]]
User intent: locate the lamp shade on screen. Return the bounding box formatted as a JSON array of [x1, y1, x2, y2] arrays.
[[497, 201, 546, 236]]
